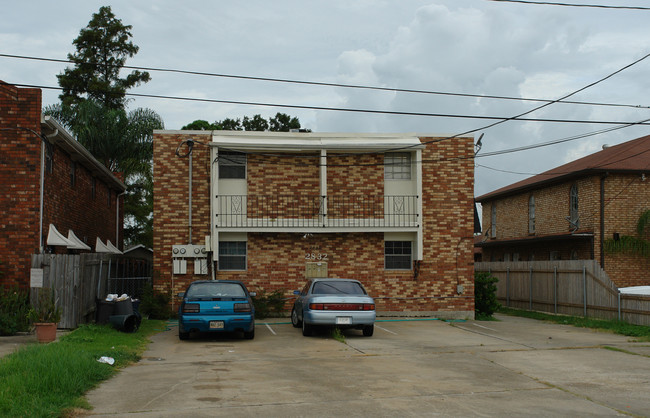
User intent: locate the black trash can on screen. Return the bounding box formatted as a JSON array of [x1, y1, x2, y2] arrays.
[[96, 300, 115, 324], [114, 298, 134, 315], [109, 314, 139, 333]]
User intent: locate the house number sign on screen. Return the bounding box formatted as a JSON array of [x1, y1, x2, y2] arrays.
[[305, 252, 328, 261]]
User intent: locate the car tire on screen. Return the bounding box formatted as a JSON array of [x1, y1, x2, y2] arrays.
[[243, 328, 255, 340], [362, 325, 374, 337], [302, 318, 312, 336], [291, 307, 301, 328], [179, 329, 189, 340]]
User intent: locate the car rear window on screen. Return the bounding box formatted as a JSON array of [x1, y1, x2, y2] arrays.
[[186, 283, 246, 299], [312, 281, 367, 295]]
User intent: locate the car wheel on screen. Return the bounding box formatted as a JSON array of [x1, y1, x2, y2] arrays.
[[302, 318, 312, 336], [291, 307, 301, 328], [179, 329, 189, 340], [243, 328, 255, 340], [362, 325, 374, 337]]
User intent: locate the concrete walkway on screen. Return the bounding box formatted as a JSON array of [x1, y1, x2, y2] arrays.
[[83, 315, 650, 417]]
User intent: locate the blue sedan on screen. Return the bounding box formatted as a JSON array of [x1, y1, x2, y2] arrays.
[[178, 280, 255, 340], [291, 278, 376, 337]]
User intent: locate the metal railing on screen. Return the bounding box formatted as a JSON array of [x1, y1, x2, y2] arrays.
[[215, 195, 419, 228]]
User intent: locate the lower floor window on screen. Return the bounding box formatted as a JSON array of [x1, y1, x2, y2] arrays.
[[385, 241, 412, 270], [219, 241, 247, 270]]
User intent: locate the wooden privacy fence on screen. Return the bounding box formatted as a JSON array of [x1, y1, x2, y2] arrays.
[[30, 253, 151, 329], [475, 260, 650, 326]]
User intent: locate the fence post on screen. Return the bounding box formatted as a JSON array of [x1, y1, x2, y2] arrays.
[[529, 266, 533, 310], [506, 267, 510, 307], [554, 266, 557, 314], [618, 291, 621, 321], [583, 265, 587, 317]]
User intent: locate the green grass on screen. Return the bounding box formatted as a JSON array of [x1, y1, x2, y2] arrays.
[[330, 327, 346, 343], [0, 319, 166, 417], [499, 307, 650, 341]]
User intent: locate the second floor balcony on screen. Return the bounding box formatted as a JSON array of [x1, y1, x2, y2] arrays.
[[214, 195, 419, 230]]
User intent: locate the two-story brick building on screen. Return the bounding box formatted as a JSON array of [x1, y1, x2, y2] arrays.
[[476, 135, 650, 288], [153, 130, 476, 318], [0, 81, 126, 290]]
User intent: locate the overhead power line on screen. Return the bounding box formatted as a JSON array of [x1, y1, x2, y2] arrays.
[[486, 0, 650, 10], [10, 82, 650, 126], [1, 53, 649, 111]]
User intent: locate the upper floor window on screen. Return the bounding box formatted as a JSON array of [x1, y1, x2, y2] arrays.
[[45, 143, 54, 174], [569, 184, 579, 229], [219, 151, 246, 179], [528, 195, 535, 234], [91, 178, 96, 200], [490, 204, 497, 238], [385, 153, 411, 180], [107, 186, 112, 207], [70, 162, 76, 187]]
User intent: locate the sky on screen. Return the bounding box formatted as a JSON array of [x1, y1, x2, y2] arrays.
[[3, 0, 650, 200]]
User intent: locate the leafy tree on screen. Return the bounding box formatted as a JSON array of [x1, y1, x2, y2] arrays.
[[475, 272, 500, 319], [181, 113, 301, 132], [57, 6, 150, 109]]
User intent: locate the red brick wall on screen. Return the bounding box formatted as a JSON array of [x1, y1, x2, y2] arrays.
[[0, 83, 123, 290], [153, 132, 475, 317]]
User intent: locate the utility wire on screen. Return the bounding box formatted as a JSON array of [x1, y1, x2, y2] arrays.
[[1, 53, 649, 111], [486, 0, 650, 10]]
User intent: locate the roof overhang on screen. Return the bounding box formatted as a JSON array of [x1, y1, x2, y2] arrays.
[[41, 116, 126, 192], [475, 232, 594, 248]]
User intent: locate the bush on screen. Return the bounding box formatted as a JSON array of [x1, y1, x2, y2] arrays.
[[139, 285, 172, 319], [475, 272, 500, 319], [0, 286, 31, 336], [252, 289, 287, 319]]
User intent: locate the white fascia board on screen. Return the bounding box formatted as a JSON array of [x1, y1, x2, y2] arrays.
[[208, 132, 426, 152]]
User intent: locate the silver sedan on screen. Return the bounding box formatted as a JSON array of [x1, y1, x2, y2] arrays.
[[291, 278, 376, 337]]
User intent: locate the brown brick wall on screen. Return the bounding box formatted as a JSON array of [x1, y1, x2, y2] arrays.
[[153, 133, 475, 316], [0, 83, 123, 290]]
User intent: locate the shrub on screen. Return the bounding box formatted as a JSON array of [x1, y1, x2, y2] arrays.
[[139, 285, 172, 319], [252, 289, 287, 319], [0, 286, 31, 336], [475, 272, 500, 319]]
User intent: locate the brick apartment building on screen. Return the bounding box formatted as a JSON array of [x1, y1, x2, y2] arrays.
[[153, 131, 476, 318], [0, 82, 126, 289], [476, 135, 650, 288]]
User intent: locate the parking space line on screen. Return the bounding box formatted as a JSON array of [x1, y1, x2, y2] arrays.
[[264, 323, 277, 335], [473, 323, 498, 332], [375, 325, 397, 335]]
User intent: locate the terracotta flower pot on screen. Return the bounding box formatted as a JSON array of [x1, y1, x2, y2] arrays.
[[34, 322, 57, 343]]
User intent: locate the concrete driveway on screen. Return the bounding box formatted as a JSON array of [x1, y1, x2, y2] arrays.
[[85, 315, 650, 417]]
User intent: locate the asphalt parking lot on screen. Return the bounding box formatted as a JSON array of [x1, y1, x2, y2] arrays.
[[85, 314, 650, 417]]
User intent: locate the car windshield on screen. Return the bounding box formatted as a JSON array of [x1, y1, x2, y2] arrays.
[[186, 283, 246, 299], [312, 281, 366, 295]]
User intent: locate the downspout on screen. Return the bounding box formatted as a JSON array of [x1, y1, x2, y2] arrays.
[[41, 129, 58, 253], [599, 174, 606, 266], [116, 191, 127, 250], [188, 141, 193, 244]]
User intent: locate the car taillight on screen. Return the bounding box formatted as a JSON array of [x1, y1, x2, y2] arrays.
[[183, 303, 199, 313], [309, 303, 375, 311], [234, 303, 251, 312]]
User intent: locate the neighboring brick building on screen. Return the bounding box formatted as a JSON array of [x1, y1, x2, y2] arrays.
[[476, 135, 650, 288], [0, 82, 126, 289], [153, 131, 475, 318]]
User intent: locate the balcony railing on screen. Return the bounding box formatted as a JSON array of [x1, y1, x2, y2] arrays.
[[214, 195, 419, 228]]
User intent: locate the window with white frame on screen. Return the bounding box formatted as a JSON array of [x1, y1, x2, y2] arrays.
[[569, 183, 579, 229], [490, 204, 496, 238], [384, 153, 411, 180], [528, 195, 535, 234], [385, 241, 412, 270], [219, 241, 247, 270], [218, 151, 246, 179]]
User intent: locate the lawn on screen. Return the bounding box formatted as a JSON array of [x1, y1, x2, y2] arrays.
[[0, 319, 166, 417]]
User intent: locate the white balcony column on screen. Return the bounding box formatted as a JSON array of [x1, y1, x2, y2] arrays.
[[320, 149, 327, 226], [416, 148, 424, 260]]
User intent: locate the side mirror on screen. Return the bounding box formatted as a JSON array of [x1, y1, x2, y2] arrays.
[[249, 292, 257, 297], [293, 290, 301, 295], [177, 292, 185, 298]]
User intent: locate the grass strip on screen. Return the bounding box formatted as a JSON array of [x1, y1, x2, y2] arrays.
[[0, 319, 165, 417], [499, 307, 650, 341]]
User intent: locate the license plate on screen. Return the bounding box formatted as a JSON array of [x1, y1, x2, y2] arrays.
[[336, 317, 352, 325], [209, 321, 224, 329]]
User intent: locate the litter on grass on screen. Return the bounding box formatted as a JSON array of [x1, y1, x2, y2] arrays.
[[98, 356, 115, 365]]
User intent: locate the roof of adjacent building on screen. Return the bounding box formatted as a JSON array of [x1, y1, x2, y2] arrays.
[[477, 134, 650, 201]]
